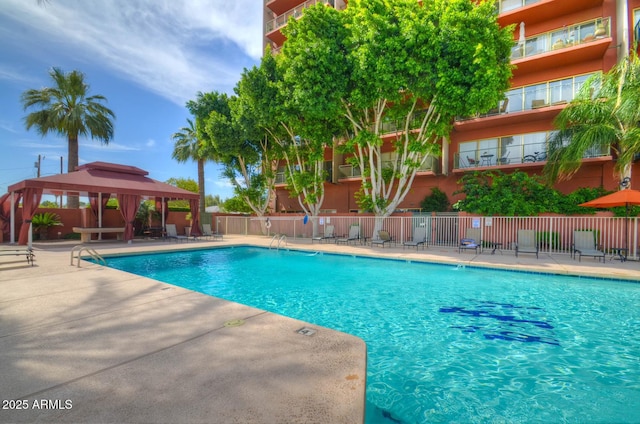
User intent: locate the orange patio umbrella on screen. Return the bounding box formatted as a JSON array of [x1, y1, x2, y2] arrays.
[[579, 189, 640, 209], [579, 188, 640, 252]]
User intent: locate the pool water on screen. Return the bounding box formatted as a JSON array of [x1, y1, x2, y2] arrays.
[[103, 247, 640, 423]]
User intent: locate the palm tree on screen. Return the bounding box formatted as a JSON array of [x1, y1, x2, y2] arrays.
[[21, 67, 115, 208], [545, 51, 640, 185], [172, 119, 206, 216]]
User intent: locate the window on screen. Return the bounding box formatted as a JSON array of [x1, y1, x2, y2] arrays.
[[549, 78, 573, 104], [525, 83, 547, 109], [522, 132, 547, 159]]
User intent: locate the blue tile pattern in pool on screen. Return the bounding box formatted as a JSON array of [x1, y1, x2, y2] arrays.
[[102, 247, 640, 424]]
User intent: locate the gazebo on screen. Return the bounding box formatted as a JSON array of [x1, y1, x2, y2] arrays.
[[2, 161, 201, 245]]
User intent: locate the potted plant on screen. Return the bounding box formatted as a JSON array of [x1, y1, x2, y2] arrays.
[[31, 212, 63, 240]]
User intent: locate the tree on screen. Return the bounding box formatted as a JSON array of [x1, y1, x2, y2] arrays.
[[171, 118, 207, 215], [205, 66, 279, 233], [205, 194, 223, 207], [545, 51, 640, 184], [22, 67, 115, 208], [278, 5, 350, 237], [165, 177, 198, 209], [176, 92, 229, 217], [283, 0, 513, 237], [420, 187, 450, 212]]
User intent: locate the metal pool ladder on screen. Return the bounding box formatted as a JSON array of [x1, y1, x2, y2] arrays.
[[269, 234, 287, 250], [70, 245, 107, 267]]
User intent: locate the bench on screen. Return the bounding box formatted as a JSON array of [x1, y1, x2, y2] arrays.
[[0, 248, 35, 266], [73, 227, 126, 243]]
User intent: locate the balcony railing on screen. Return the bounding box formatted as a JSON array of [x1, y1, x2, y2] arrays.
[[497, 0, 541, 14], [337, 155, 439, 179], [338, 164, 361, 179], [454, 142, 609, 170], [511, 17, 610, 61], [265, 0, 325, 34], [457, 73, 595, 120]]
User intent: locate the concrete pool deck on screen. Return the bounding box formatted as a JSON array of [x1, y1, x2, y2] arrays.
[[1, 235, 638, 423]]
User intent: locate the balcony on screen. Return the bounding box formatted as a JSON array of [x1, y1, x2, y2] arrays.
[[453, 137, 610, 171], [338, 155, 440, 180], [498, 0, 604, 27], [455, 73, 594, 130], [338, 164, 361, 179], [275, 161, 333, 185], [265, 0, 344, 44], [511, 17, 611, 75]]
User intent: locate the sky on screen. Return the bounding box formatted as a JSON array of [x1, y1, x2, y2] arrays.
[[0, 0, 263, 200]]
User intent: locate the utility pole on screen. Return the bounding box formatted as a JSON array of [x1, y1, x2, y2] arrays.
[[35, 154, 42, 178]]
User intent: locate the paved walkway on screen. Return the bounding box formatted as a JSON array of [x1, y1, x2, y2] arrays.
[[1, 236, 638, 423]]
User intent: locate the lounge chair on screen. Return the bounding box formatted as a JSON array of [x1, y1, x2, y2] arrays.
[[165, 224, 189, 242], [459, 228, 481, 254], [371, 230, 394, 248], [312, 225, 335, 244], [202, 224, 223, 241], [336, 224, 360, 245], [0, 247, 35, 266], [403, 226, 427, 250], [572, 230, 605, 262], [515, 230, 538, 258]]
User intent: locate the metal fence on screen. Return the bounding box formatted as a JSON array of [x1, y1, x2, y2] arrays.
[[212, 214, 639, 259]]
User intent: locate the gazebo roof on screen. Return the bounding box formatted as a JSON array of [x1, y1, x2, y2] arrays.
[[7, 161, 199, 200]]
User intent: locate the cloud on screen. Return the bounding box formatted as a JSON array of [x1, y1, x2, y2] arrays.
[[83, 141, 141, 152], [0, 65, 41, 86], [0, 0, 263, 105]]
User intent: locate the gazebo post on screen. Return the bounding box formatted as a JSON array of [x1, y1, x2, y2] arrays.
[[162, 196, 166, 230], [98, 192, 103, 240], [10, 192, 15, 244]]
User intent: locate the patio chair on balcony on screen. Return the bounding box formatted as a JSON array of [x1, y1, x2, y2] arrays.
[[467, 156, 478, 167], [499, 98, 509, 114], [498, 151, 510, 165]]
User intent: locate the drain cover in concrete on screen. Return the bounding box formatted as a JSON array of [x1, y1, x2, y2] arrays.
[[297, 327, 317, 336]]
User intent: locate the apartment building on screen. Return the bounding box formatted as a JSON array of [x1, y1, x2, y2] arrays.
[[263, 0, 640, 213]]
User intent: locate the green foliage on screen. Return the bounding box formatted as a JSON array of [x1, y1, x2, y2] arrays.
[[222, 196, 253, 214], [557, 187, 609, 215], [165, 177, 198, 193], [31, 212, 63, 230], [206, 194, 223, 207], [420, 187, 450, 212], [106, 198, 118, 209], [454, 170, 621, 216], [39, 200, 59, 208], [282, 0, 513, 219], [135, 201, 161, 225]]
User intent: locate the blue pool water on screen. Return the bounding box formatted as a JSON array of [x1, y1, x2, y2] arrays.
[[103, 247, 640, 423]]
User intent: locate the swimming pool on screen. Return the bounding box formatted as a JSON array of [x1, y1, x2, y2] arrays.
[[103, 247, 640, 423]]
